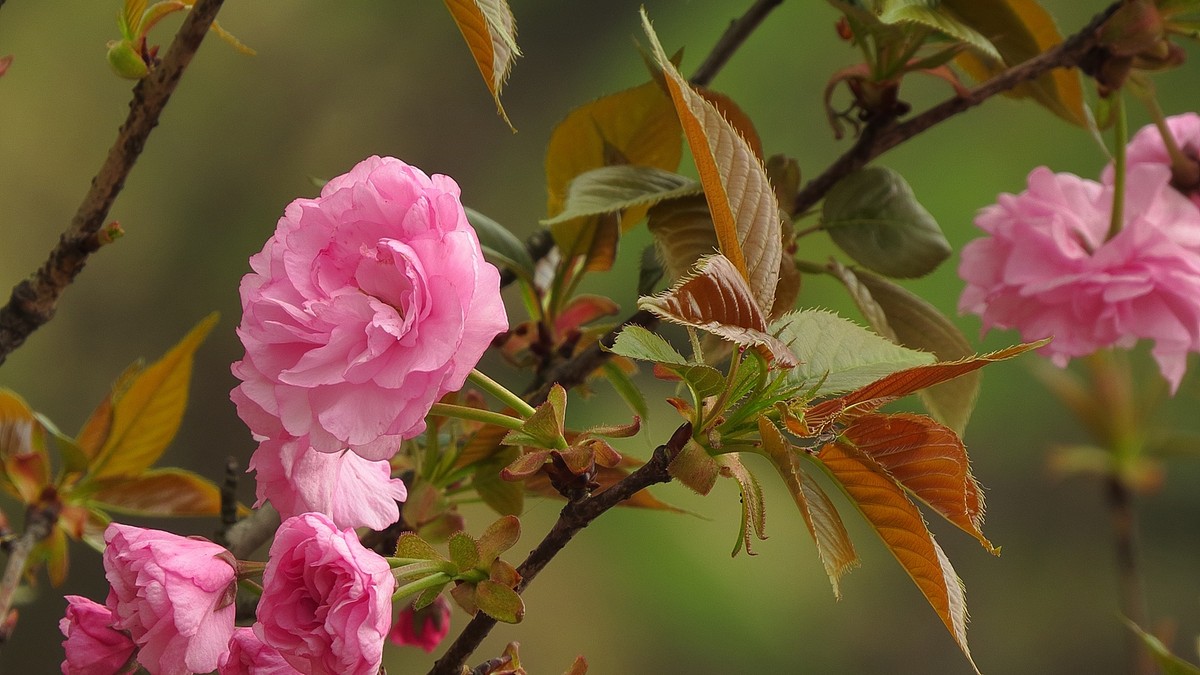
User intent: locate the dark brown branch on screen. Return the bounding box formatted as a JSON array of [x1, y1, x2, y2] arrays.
[[0, 0, 227, 366], [791, 2, 1121, 217], [525, 309, 657, 405], [430, 423, 690, 675]]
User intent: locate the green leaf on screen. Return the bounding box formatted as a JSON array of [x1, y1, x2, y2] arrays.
[[474, 450, 525, 516], [396, 532, 447, 562], [443, 0, 520, 129], [717, 454, 767, 557], [1124, 618, 1200, 675], [647, 194, 720, 284], [822, 166, 950, 279], [642, 9, 783, 313], [879, 1, 1001, 60], [90, 314, 218, 479], [477, 515, 521, 564], [448, 531, 481, 572], [542, 165, 702, 226], [832, 264, 979, 434], [502, 385, 566, 450], [657, 363, 728, 402], [87, 468, 221, 517], [772, 309, 935, 397], [945, 0, 1087, 126], [475, 579, 525, 623], [609, 325, 687, 365], [467, 207, 535, 280]]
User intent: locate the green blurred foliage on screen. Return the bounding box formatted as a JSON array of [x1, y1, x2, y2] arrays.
[[1, 1, 1198, 673]]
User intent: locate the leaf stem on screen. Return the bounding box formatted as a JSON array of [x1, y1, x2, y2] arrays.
[[428, 403, 525, 432], [1107, 94, 1128, 242], [469, 369, 536, 419]]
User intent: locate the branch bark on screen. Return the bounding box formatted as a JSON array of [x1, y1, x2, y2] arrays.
[[0, 0, 228, 366]]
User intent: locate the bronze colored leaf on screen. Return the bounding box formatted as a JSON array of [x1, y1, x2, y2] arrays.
[[647, 194, 720, 283], [443, 0, 520, 129], [88, 468, 221, 517], [642, 10, 783, 313]]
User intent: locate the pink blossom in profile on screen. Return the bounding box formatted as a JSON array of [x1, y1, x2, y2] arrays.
[[389, 595, 451, 653], [1108, 112, 1200, 209], [218, 627, 300, 675], [249, 433, 408, 530], [256, 513, 395, 675], [102, 524, 238, 675], [959, 164, 1200, 392], [231, 155, 508, 460], [59, 595, 136, 675]]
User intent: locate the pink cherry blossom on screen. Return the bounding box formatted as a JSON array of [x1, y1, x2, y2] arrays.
[[1109, 112, 1200, 209], [59, 595, 136, 675], [249, 433, 408, 529], [231, 155, 508, 460], [959, 165, 1200, 392], [389, 595, 451, 653], [256, 513, 395, 675], [102, 524, 237, 675], [218, 627, 301, 675]]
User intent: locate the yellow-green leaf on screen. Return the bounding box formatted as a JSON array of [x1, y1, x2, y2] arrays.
[[759, 417, 859, 597], [642, 9, 783, 313], [88, 468, 221, 517], [945, 0, 1087, 126], [90, 313, 218, 479], [444, 0, 520, 130], [816, 440, 979, 673]]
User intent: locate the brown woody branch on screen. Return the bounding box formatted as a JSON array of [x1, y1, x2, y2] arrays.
[[0, 0, 227, 366]]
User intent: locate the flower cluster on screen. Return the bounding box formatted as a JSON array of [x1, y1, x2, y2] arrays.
[[959, 113, 1200, 392], [231, 155, 508, 528]]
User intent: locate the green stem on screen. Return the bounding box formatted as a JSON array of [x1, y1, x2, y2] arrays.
[[392, 572, 454, 602], [428, 402, 525, 432], [1137, 90, 1191, 178], [1106, 94, 1129, 242], [391, 559, 454, 578], [469, 369, 536, 418]]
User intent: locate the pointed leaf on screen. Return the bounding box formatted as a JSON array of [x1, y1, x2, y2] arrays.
[[443, 0, 520, 129], [697, 88, 765, 161], [842, 413, 994, 553], [639, 254, 796, 366], [474, 450, 525, 516], [716, 454, 767, 557], [396, 532, 447, 562], [476, 579, 525, 623], [502, 385, 566, 450], [945, 0, 1087, 126], [91, 314, 217, 479], [467, 207, 535, 280], [759, 417, 858, 597], [642, 9, 783, 312], [832, 264, 979, 433], [543, 166, 702, 226], [647, 194, 721, 283], [822, 166, 950, 279], [773, 309, 935, 396], [879, 2, 1001, 60], [88, 468, 221, 517], [609, 324, 687, 365], [563, 655, 589, 675], [816, 440, 978, 673]]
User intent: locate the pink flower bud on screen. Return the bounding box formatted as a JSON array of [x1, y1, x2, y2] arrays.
[[59, 596, 136, 675]]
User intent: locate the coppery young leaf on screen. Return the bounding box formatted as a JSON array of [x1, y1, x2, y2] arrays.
[[0, 389, 48, 504], [87, 468, 220, 517], [647, 194, 721, 284], [642, 9, 783, 313], [816, 440, 979, 673], [443, 0, 520, 129]]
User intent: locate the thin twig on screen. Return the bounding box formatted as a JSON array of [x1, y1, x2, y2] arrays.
[[429, 423, 691, 675], [0, 504, 57, 645], [0, 0, 228, 366]]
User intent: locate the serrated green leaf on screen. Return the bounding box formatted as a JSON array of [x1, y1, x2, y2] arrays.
[[879, 1, 1001, 60], [660, 363, 727, 402], [86, 468, 221, 517], [822, 166, 950, 279], [467, 207, 535, 280], [609, 325, 687, 365], [396, 532, 447, 562], [448, 531, 481, 572], [543, 165, 702, 226], [502, 385, 566, 450], [832, 264, 978, 434], [476, 579, 525, 623], [90, 314, 217, 479], [443, 0, 520, 129], [773, 309, 935, 396]]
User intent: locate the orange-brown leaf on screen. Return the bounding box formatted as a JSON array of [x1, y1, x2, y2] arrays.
[[841, 413, 994, 553], [88, 468, 221, 517], [817, 441, 977, 672], [443, 0, 520, 130], [642, 10, 782, 313]]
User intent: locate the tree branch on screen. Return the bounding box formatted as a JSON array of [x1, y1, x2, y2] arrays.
[[0, 0, 228, 366], [429, 423, 691, 675]]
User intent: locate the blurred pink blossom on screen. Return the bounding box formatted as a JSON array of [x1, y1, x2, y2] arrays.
[[231, 155, 508, 461], [256, 513, 395, 675], [1109, 112, 1200, 209], [102, 524, 237, 675], [59, 595, 136, 675], [249, 433, 407, 529], [959, 164, 1200, 392], [218, 627, 300, 675], [389, 595, 451, 653]]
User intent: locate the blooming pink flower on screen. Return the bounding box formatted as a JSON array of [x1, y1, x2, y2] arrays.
[[103, 523, 237, 675], [389, 595, 451, 653], [231, 155, 508, 460], [250, 433, 408, 530], [1110, 112, 1200, 209], [59, 595, 136, 675], [256, 513, 395, 675], [218, 627, 301, 675], [959, 165, 1200, 392]]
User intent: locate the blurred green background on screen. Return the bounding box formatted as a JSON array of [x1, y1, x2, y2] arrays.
[[2, 1, 1199, 673]]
